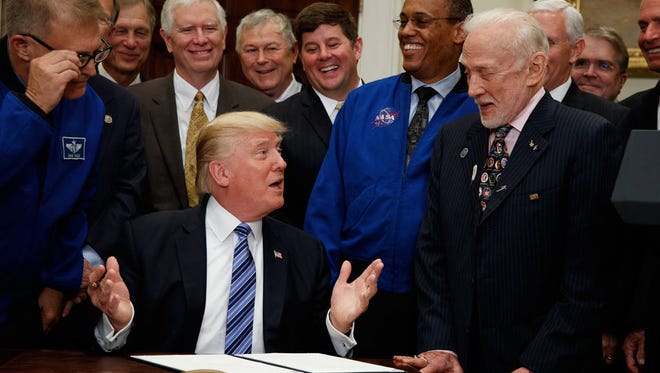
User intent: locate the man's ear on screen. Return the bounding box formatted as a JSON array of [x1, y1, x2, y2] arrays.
[[8, 34, 32, 62], [569, 37, 585, 64], [453, 22, 467, 45], [526, 52, 548, 87], [209, 160, 230, 187]]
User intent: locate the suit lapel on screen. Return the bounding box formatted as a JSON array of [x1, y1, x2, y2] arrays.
[[217, 77, 240, 115], [463, 120, 490, 217], [261, 218, 288, 351], [480, 94, 555, 222], [301, 85, 333, 147], [176, 202, 209, 351], [149, 73, 188, 207]]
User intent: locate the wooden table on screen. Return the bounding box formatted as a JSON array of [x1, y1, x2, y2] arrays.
[[0, 349, 415, 373]]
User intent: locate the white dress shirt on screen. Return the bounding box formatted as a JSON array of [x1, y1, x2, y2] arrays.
[[173, 70, 219, 166], [314, 80, 363, 124], [549, 77, 572, 103], [408, 66, 461, 124], [95, 196, 356, 355], [275, 74, 303, 103], [98, 62, 142, 86]]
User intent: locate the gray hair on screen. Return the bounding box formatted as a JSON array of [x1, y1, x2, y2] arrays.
[[6, 0, 105, 37], [528, 0, 584, 44], [236, 9, 296, 53], [464, 8, 549, 68], [196, 111, 287, 194], [161, 0, 226, 36]]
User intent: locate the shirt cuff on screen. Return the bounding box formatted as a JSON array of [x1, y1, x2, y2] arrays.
[[82, 244, 104, 268], [94, 302, 134, 352], [325, 310, 357, 357]]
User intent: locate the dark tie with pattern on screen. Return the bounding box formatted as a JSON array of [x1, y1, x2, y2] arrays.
[[478, 125, 512, 211], [225, 223, 255, 354], [407, 86, 437, 165]]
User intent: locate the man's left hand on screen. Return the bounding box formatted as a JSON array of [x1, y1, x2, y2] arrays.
[[38, 287, 64, 334], [329, 259, 383, 333]]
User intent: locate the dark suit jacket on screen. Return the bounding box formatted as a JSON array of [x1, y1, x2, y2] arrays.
[[621, 81, 659, 131], [264, 84, 331, 228], [620, 81, 660, 371], [415, 93, 622, 373], [129, 73, 273, 211], [86, 75, 146, 257], [562, 81, 631, 141], [118, 198, 334, 353]]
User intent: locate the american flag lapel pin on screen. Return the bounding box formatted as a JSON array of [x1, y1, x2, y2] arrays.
[[273, 250, 283, 259]]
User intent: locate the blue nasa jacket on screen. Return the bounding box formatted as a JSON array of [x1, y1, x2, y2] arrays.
[[0, 36, 104, 323], [304, 72, 477, 293]]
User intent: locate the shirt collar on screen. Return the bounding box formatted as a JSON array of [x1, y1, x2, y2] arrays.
[[549, 77, 572, 102], [313, 79, 363, 119], [410, 66, 461, 99], [206, 195, 263, 244], [275, 74, 303, 103], [509, 88, 545, 133], [173, 69, 220, 111]]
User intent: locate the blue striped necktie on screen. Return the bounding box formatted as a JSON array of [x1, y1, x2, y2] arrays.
[[225, 223, 255, 354]]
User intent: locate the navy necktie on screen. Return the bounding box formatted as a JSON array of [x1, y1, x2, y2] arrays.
[[407, 86, 437, 165], [225, 223, 255, 354]]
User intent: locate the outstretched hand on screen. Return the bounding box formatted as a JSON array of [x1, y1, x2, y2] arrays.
[[87, 256, 132, 332], [329, 259, 384, 334], [393, 351, 463, 373]]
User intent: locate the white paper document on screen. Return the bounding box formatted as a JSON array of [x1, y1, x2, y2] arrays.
[[131, 353, 404, 373], [132, 354, 294, 372], [240, 353, 404, 373]]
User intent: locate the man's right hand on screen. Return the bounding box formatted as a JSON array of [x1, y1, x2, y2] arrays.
[[87, 256, 132, 332], [623, 329, 645, 373], [393, 351, 463, 373], [23, 48, 81, 113]]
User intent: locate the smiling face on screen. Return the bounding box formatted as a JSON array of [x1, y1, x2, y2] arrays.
[[639, 0, 660, 72], [104, 2, 152, 85], [299, 23, 361, 101], [462, 24, 546, 129], [572, 35, 626, 101], [398, 0, 464, 83], [161, 1, 226, 88], [238, 20, 298, 99], [221, 131, 286, 221]]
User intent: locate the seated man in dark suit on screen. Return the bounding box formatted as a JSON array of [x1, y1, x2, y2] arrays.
[[395, 8, 622, 372], [87, 111, 383, 355]]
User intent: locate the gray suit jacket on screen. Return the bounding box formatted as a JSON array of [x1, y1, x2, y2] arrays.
[[129, 73, 273, 211]]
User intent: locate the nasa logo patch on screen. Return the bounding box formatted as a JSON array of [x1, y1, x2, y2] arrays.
[[372, 107, 400, 128]]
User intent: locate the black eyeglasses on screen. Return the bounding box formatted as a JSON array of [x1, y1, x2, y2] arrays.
[[393, 16, 462, 30], [20, 33, 113, 68]]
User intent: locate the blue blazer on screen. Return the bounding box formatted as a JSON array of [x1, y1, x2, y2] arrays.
[[415, 93, 623, 372]]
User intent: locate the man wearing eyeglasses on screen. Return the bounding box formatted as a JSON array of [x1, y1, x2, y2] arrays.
[[528, 0, 630, 139], [0, 0, 109, 347], [571, 26, 629, 102], [304, 0, 477, 358]]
